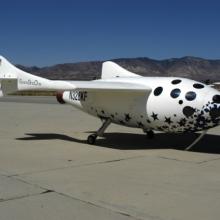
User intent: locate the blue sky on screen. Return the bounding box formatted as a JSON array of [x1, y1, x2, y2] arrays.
[[0, 0, 220, 66]]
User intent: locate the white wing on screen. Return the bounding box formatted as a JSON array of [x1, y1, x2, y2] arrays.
[[65, 80, 151, 92]]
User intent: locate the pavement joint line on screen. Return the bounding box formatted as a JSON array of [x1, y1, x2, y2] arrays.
[[6, 174, 142, 220], [0, 190, 53, 204], [51, 191, 142, 220], [0, 174, 54, 205], [157, 155, 220, 164], [2, 158, 168, 220], [197, 157, 220, 164], [0, 191, 53, 203], [157, 156, 200, 164], [1, 173, 51, 193], [7, 155, 147, 177]]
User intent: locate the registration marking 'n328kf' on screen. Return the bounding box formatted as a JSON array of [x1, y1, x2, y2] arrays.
[[69, 90, 87, 101]]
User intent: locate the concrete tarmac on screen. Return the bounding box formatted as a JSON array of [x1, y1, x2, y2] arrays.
[[0, 96, 220, 220]]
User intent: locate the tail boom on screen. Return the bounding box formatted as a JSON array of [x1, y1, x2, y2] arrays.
[[0, 56, 74, 95]]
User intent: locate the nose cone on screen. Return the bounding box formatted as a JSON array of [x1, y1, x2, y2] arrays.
[[209, 94, 220, 122], [203, 92, 220, 128], [210, 104, 220, 121]]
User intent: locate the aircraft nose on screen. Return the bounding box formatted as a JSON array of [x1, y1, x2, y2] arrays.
[[209, 94, 220, 122], [209, 106, 220, 120]]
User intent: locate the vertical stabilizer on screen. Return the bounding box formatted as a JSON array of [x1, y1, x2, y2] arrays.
[[101, 61, 140, 79]]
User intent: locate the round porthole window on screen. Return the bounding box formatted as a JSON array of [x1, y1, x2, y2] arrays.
[[154, 87, 163, 96], [170, 88, 181, 98], [171, 79, 182, 85], [193, 83, 204, 89], [185, 91, 196, 101]]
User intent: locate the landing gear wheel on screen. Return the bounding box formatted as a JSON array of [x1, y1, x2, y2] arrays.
[[147, 130, 154, 139], [87, 118, 111, 145], [87, 134, 97, 145]]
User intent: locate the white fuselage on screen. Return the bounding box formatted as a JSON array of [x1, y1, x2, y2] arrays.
[[62, 77, 220, 133], [1, 55, 219, 135]]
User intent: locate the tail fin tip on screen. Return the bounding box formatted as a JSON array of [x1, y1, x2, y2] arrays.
[[101, 61, 139, 79]]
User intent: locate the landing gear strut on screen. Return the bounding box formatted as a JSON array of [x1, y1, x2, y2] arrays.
[[87, 118, 111, 145]]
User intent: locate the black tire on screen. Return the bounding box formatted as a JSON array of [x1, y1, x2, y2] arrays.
[[87, 134, 97, 145], [147, 130, 154, 139]]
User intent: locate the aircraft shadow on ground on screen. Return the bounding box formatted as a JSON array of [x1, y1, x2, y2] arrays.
[[16, 132, 220, 154]]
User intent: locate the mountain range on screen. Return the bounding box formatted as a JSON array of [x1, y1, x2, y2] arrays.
[[17, 56, 220, 83]]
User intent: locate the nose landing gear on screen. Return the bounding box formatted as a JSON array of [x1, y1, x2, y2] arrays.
[[87, 118, 111, 145], [87, 134, 97, 145]]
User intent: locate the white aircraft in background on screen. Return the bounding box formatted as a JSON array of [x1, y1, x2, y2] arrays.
[[0, 56, 220, 149]]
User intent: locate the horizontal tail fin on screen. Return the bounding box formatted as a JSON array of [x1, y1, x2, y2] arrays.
[[0, 56, 21, 95], [101, 61, 140, 79], [0, 56, 74, 95]]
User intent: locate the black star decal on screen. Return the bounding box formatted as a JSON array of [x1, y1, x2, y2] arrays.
[[125, 114, 131, 122], [196, 115, 206, 128], [164, 117, 172, 124], [178, 118, 186, 127], [205, 119, 211, 123], [137, 122, 143, 128], [151, 112, 158, 120]]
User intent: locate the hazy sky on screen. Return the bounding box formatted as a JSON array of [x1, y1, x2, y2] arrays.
[[0, 0, 220, 66]]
